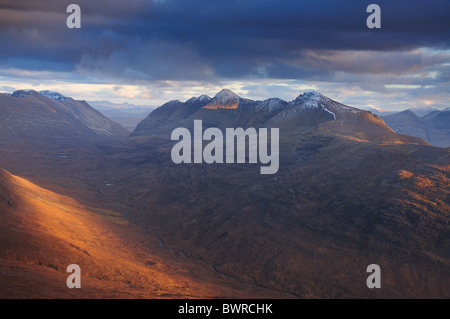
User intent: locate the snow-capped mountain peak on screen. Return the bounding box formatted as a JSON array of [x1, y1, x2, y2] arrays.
[[39, 90, 71, 102], [271, 91, 337, 121], [255, 98, 286, 113], [187, 94, 212, 103], [213, 89, 240, 102], [203, 89, 241, 110], [294, 91, 322, 103], [197, 94, 212, 102]]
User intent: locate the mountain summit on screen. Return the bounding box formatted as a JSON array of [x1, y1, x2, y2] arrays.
[[213, 88, 240, 101], [0, 90, 129, 148], [11, 89, 71, 102], [38, 90, 72, 102], [203, 89, 241, 110]]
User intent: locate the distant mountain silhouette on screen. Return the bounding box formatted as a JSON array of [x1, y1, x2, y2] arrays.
[[382, 109, 450, 147]]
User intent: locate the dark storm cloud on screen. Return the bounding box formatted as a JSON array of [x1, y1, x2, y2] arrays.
[[0, 0, 449, 81]]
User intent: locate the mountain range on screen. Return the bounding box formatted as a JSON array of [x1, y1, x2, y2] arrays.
[[0, 88, 448, 298], [133, 89, 419, 143], [381, 109, 450, 147]]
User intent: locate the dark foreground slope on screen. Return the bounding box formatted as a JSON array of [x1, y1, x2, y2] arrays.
[[0, 168, 285, 298]]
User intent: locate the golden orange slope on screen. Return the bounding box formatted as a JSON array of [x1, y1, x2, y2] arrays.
[[0, 168, 277, 298]]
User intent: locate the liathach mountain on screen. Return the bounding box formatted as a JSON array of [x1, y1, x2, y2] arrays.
[[133, 89, 411, 143]]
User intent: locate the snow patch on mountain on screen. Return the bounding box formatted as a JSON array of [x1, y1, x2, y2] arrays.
[[272, 91, 339, 121], [293, 91, 321, 106], [187, 94, 212, 103], [212, 89, 240, 104], [39, 90, 71, 102], [255, 98, 286, 113], [203, 89, 242, 109], [321, 105, 336, 120]]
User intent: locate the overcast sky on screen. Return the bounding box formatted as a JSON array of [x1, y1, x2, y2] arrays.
[[0, 0, 449, 110]]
